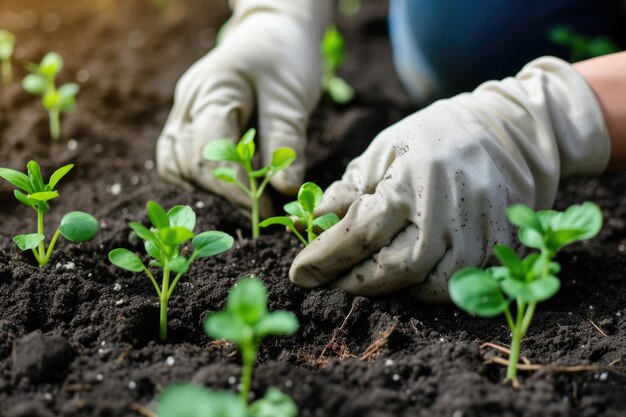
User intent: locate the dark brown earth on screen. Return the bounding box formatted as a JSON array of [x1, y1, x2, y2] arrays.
[[1, 1, 625, 416]]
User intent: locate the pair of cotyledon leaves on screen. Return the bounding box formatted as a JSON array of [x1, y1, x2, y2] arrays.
[[450, 202, 602, 317], [22, 52, 79, 113], [0, 161, 98, 250]]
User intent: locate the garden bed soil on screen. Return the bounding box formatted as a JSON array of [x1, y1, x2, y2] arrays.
[[1, 1, 625, 416]]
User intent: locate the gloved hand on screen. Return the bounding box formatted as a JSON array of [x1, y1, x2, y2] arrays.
[[290, 57, 610, 301], [156, 0, 332, 213]]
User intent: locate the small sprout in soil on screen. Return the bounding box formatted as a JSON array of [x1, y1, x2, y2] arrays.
[[203, 128, 297, 239], [0, 161, 99, 267], [108, 201, 234, 341], [260, 181, 339, 245], [22, 52, 79, 140], [549, 26, 619, 62], [156, 277, 299, 417], [321, 25, 354, 104], [449, 202, 602, 384], [0, 29, 15, 85]]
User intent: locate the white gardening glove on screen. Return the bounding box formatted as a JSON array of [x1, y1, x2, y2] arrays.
[[157, 0, 332, 213], [290, 57, 610, 301]]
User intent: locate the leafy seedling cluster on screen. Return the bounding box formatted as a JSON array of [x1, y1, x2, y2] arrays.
[[321, 25, 354, 104], [261, 181, 339, 245], [22, 52, 79, 140], [0, 29, 15, 85], [109, 201, 234, 341], [0, 161, 98, 267], [449, 202, 602, 383], [203, 128, 297, 238], [157, 276, 299, 417], [549, 26, 619, 62]]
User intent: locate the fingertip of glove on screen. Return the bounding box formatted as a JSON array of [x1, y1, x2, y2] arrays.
[[289, 260, 326, 289]]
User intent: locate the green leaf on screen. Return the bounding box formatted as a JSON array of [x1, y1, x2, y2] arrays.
[[517, 228, 544, 250], [13, 233, 44, 251], [501, 275, 560, 303], [545, 202, 602, 247], [228, 276, 268, 326], [298, 182, 323, 213], [204, 311, 246, 342], [312, 212, 340, 231], [59, 94, 77, 113], [168, 205, 196, 231], [211, 166, 238, 184], [236, 128, 256, 163], [254, 311, 299, 336], [129, 222, 159, 243], [27, 160, 45, 192], [203, 140, 240, 163], [493, 244, 522, 276], [507, 204, 543, 233], [43, 90, 62, 110], [58, 83, 79, 98], [250, 166, 271, 179], [145, 240, 164, 262], [0, 30, 15, 59], [28, 191, 59, 202], [59, 211, 99, 242], [157, 384, 247, 417], [327, 76, 355, 104], [47, 164, 73, 190], [14, 190, 36, 208], [147, 201, 170, 229], [283, 201, 306, 222], [169, 256, 189, 274], [39, 52, 63, 78], [192, 231, 234, 258], [109, 248, 145, 272], [259, 216, 296, 230], [22, 73, 46, 95], [250, 388, 298, 417], [449, 268, 509, 317], [159, 226, 195, 246], [270, 147, 297, 172], [0, 167, 32, 192]]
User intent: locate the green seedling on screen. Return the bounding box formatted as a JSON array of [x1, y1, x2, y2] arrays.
[[549, 26, 619, 62], [156, 277, 299, 417], [108, 201, 234, 341], [449, 202, 602, 384], [260, 182, 339, 245], [22, 52, 79, 140], [0, 161, 98, 267], [203, 128, 297, 239], [321, 25, 354, 104], [0, 30, 15, 85]]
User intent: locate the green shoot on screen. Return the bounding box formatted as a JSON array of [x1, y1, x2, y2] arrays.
[[0, 30, 15, 85], [156, 277, 299, 417], [108, 201, 234, 341], [22, 52, 79, 140], [203, 128, 297, 239], [549, 26, 619, 62], [205, 276, 299, 403], [260, 182, 339, 245], [0, 161, 99, 267], [321, 25, 354, 104], [449, 202, 602, 384]]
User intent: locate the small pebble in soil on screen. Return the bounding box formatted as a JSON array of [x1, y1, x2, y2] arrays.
[[617, 311, 621, 317], [114, 283, 122, 292], [166, 356, 175, 366], [589, 305, 594, 310], [131, 176, 140, 185], [228, 376, 237, 385], [452, 411, 464, 417], [115, 299, 125, 306], [43, 393, 52, 401], [96, 374, 104, 381], [110, 183, 122, 196], [285, 380, 293, 388], [392, 374, 400, 381], [128, 380, 137, 390], [599, 372, 608, 381], [385, 359, 394, 367], [196, 201, 205, 208], [67, 139, 78, 151], [618, 243, 626, 252], [145, 159, 155, 170], [77, 69, 90, 83]]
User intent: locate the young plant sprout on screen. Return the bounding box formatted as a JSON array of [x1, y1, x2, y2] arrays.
[[22, 52, 79, 140], [108, 201, 234, 341], [203, 128, 297, 239], [0, 29, 15, 85], [0, 161, 99, 267], [321, 25, 354, 104], [156, 277, 299, 417], [449, 202, 602, 384], [260, 181, 340, 245], [549, 26, 619, 62]]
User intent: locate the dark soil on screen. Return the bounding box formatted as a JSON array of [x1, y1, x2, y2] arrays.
[[1, 1, 625, 416]]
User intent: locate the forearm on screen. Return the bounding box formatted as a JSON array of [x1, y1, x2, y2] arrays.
[[574, 52, 626, 170]]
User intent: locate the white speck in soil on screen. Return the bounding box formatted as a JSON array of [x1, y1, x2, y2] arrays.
[[144, 159, 155, 170], [88, 273, 93, 278], [392, 374, 400, 381], [599, 372, 608, 381], [196, 201, 205, 208], [130, 176, 139, 185], [285, 380, 293, 388], [67, 139, 78, 151], [385, 359, 394, 367], [44, 393, 52, 401], [452, 411, 464, 417], [166, 356, 175, 366], [439, 338, 444, 342], [96, 374, 104, 381], [617, 311, 622, 317], [101, 341, 107, 347], [100, 221, 107, 229], [110, 183, 122, 196], [77, 69, 90, 83], [63, 262, 76, 270], [128, 381, 137, 390], [618, 243, 626, 252], [115, 299, 125, 306], [113, 283, 122, 291], [228, 376, 236, 385], [589, 305, 594, 310]]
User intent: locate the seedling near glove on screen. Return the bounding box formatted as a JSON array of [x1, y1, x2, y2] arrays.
[[22, 52, 79, 140], [0, 29, 15, 85], [157, 277, 299, 417], [260, 181, 339, 245], [321, 25, 354, 104], [108, 201, 234, 341], [450, 202, 602, 384], [549, 26, 618, 62], [0, 161, 98, 267], [203, 128, 297, 239]]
